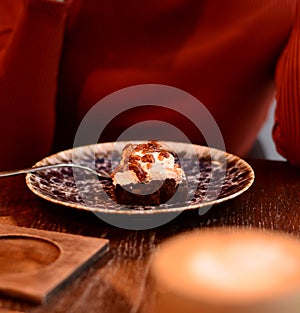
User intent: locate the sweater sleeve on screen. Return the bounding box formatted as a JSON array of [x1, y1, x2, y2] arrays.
[[273, 0, 300, 166], [0, 0, 70, 170]]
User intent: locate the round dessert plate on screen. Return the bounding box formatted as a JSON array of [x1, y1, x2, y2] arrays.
[[26, 141, 254, 215]]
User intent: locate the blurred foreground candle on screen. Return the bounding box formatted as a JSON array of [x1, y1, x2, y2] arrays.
[[150, 228, 300, 313]]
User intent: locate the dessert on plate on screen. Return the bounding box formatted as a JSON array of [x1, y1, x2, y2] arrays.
[[111, 141, 187, 206]]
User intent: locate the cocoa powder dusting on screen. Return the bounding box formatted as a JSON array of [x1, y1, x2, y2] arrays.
[[127, 141, 174, 182], [129, 161, 147, 182], [158, 151, 170, 160], [129, 155, 141, 163], [141, 154, 155, 163]]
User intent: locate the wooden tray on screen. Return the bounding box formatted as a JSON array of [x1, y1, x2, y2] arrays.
[[0, 225, 109, 303]]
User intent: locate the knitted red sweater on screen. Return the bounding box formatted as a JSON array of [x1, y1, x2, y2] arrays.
[[0, 0, 299, 168]]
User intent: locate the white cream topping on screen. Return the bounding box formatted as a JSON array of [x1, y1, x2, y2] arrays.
[[112, 143, 184, 186]]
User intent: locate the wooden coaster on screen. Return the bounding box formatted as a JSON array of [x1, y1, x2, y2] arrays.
[[0, 225, 109, 304]]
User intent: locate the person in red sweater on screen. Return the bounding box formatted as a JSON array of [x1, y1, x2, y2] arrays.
[[0, 0, 299, 169]]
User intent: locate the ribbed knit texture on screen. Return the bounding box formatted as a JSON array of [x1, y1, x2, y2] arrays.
[[0, 0, 69, 169], [274, 0, 300, 165], [0, 0, 299, 169]]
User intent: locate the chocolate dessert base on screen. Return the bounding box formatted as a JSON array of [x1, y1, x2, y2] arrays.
[[114, 178, 187, 206]]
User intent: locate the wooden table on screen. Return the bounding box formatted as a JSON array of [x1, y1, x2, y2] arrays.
[[0, 158, 300, 313]]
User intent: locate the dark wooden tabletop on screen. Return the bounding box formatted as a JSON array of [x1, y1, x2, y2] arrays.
[[0, 158, 300, 313]]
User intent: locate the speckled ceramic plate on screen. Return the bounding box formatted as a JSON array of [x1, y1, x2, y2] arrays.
[[26, 141, 254, 215]]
